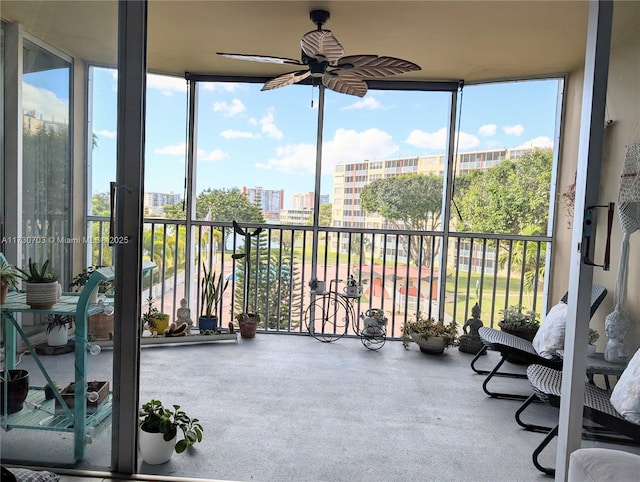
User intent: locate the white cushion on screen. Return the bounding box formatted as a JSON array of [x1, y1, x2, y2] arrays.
[[610, 347, 640, 424], [532, 302, 567, 359], [568, 448, 640, 481]]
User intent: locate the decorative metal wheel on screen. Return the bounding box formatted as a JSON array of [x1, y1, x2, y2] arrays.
[[360, 325, 386, 350], [304, 294, 350, 342]]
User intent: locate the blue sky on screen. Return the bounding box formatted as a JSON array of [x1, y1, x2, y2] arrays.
[[27, 68, 560, 212]]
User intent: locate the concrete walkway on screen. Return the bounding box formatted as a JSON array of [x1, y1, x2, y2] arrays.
[[2, 335, 638, 481]]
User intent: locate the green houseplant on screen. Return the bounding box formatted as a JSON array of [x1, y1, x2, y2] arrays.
[[401, 311, 459, 354], [46, 314, 73, 347], [142, 295, 170, 335], [199, 263, 229, 333], [16, 258, 60, 309], [498, 305, 540, 342], [138, 399, 203, 465], [0, 255, 19, 304], [232, 220, 263, 338], [587, 328, 600, 357]]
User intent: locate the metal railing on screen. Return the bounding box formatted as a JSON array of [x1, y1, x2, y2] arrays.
[[87, 216, 551, 339]]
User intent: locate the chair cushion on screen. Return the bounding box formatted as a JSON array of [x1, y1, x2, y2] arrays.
[[610, 347, 640, 424], [568, 448, 640, 481], [2, 467, 59, 481], [532, 302, 567, 359]]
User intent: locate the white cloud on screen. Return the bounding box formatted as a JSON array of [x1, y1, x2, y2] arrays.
[[342, 97, 381, 110], [23, 83, 68, 124], [478, 124, 497, 136], [202, 82, 240, 93], [220, 129, 257, 139], [147, 74, 187, 96], [198, 148, 227, 162], [155, 143, 186, 155], [256, 128, 398, 175], [260, 109, 283, 140], [213, 98, 246, 117], [503, 124, 524, 136], [95, 129, 116, 140], [515, 136, 554, 149], [406, 127, 480, 151]]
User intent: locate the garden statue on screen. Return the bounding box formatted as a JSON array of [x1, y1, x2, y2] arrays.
[[604, 314, 630, 363], [165, 298, 192, 337], [459, 302, 485, 354], [176, 298, 193, 327]]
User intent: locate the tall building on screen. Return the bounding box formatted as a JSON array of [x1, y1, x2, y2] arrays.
[[242, 186, 284, 219], [331, 147, 540, 269], [292, 192, 330, 210], [144, 192, 182, 217]]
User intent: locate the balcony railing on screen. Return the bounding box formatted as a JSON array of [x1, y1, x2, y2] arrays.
[[87, 217, 550, 339]]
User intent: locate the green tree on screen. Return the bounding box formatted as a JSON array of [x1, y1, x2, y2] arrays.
[[163, 203, 186, 219], [195, 188, 264, 223], [455, 149, 552, 234], [361, 174, 443, 266]]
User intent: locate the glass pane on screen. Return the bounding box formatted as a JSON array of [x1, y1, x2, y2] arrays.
[[21, 37, 71, 284]]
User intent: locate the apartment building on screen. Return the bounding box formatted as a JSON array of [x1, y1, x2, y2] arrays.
[[144, 192, 182, 217], [242, 186, 284, 219]]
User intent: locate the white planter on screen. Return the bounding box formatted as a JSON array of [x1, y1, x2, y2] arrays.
[[47, 324, 68, 347], [586, 344, 597, 357], [139, 428, 176, 465]]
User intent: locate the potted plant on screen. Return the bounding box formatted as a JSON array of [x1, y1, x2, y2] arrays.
[[0, 256, 19, 304], [401, 311, 459, 354], [0, 369, 29, 414], [138, 399, 203, 465], [232, 220, 263, 339], [70, 265, 115, 340], [587, 328, 599, 357], [46, 314, 73, 347], [43, 380, 60, 401], [199, 264, 229, 332], [142, 295, 170, 335], [498, 305, 540, 342], [16, 258, 60, 309]]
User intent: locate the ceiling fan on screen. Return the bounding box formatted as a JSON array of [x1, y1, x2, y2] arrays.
[[217, 10, 421, 97]]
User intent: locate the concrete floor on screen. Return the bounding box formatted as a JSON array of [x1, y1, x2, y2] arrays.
[[2, 334, 638, 481]]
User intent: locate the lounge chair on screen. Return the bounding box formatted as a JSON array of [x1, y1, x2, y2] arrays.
[[471, 285, 607, 400], [524, 364, 640, 476]]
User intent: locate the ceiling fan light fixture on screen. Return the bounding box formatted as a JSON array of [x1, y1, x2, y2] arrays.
[[217, 10, 421, 96]]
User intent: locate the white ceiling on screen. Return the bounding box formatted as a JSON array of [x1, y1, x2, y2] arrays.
[[2, 1, 638, 84]]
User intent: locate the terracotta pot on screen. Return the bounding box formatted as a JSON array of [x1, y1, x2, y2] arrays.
[[0, 369, 29, 414], [237, 313, 259, 339], [88, 312, 114, 340], [1, 282, 8, 304], [139, 428, 176, 465]]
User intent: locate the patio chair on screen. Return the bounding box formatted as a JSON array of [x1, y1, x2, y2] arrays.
[[524, 364, 640, 476], [471, 285, 607, 400]]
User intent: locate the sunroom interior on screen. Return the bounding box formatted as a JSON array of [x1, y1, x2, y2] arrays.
[[1, 1, 639, 480]]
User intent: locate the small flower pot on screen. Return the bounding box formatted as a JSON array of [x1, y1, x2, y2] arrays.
[[47, 324, 69, 347], [411, 333, 447, 354], [25, 281, 60, 309], [237, 313, 259, 339], [0, 369, 29, 414], [198, 315, 218, 332], [139, 428, 176, 465]]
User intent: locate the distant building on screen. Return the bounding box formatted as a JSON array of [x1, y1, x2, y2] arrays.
[[279, 209, 313, 225], [242, 186, 285, 219], [292, 192, 330, 210], [331, 147, 541, 269], [144, 191, 182, 217]]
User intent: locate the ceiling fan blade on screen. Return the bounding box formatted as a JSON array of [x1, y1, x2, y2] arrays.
[[217, 52, 304, 66], [337, 55, 421, 77], [261, 70, 311, 92], [322, 72, 368, 97], [300, 30, 344, 62]]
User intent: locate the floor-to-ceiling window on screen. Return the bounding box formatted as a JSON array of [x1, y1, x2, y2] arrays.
[[21, 36, 72, 282]]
